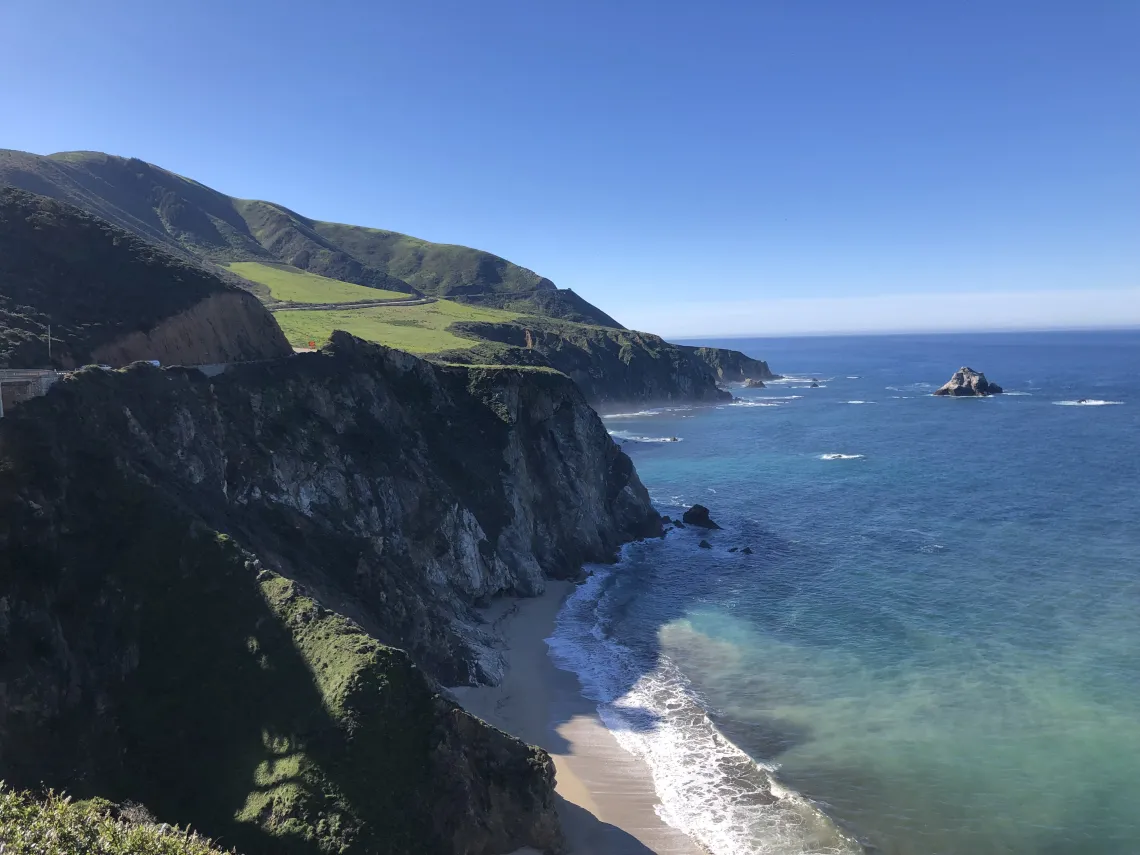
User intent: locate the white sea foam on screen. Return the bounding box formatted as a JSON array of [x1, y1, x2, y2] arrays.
[[609, 430, 683, 443], [1054, 399, 1123, 407], [819, 453, 865, 460], [603, 409, 661, 419], [1002, 391, 1033, 396], [728, 400, 783, 408], [843, 401, 875, 405], [846, 376, 861, 379], [547, 562, 861, 855]]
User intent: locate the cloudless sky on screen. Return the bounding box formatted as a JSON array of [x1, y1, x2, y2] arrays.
[[2, 0, 1138, 335]]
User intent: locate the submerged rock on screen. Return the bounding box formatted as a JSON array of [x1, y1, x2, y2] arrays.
[[698, 539, 712, 549], [741, 547, 754, 555], [682, 504, 721, 529], [934, 367, 1004, 397]]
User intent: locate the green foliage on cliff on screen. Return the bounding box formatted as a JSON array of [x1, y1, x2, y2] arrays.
[[0, 785, 237, 855], [272, 298, 521, 353], [225, 262, 410, 304]]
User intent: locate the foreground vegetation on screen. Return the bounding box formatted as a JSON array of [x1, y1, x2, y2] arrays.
[[273, 299, 520, 353], [0, 785, 235, 855], [225, 262, 411, 304]]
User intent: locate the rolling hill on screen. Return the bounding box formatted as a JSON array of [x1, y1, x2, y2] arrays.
[[0, 149, 622, 326], [0, 187, 290, 369], [0, 149, 777, 403]]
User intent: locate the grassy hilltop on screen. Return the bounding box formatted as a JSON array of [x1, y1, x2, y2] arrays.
[[0, 148, 776, 401]]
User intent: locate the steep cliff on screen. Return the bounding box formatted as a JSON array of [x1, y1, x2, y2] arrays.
[[683, 345, 777, 383], [0, 187, 291, 368], [440, 319, 771, 406], [0, 333, 658, 854]]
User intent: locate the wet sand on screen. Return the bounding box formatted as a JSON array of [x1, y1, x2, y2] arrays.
[[450, 580, 706, 855]]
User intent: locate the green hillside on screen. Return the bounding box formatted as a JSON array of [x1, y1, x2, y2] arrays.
[[274, 299, 520, 354], [225, 261, 411, 304], [0, 149, 617, 319]]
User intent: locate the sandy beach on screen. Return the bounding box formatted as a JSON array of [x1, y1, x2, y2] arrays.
[[450, 581, 706, 855]]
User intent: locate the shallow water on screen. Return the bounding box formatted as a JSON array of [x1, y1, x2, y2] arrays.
[[548, 331, 1140, 855]]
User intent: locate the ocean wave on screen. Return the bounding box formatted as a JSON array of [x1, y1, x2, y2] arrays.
[[1054, 399, 1123, 407], [843, 401, 875, 405], [819, 453, 865, 460], [602, 405, 696, 419], [609, 430, 683, 443], [846, 376, 861, 379], [603, 410, 660, 419], [728, 400, 783, 408], [1002, 391, 1033, 396], [547, 562, 861, 855]]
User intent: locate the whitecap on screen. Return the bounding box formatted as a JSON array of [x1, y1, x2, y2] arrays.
[[1002, 391, 1033, 396], [1054, 399, 1123, 407], [819, 453, 865, 460], [729, 400, 782, 407], [609, 430, 684, 443], [846, 375, 861, 379], [603, 409, 661, 419], [843, 401, 875, 405]]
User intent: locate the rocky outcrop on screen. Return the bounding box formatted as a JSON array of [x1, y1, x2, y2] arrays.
[[91, 290, 292, 367], [0, 187, 292, 368], [934, 367, 1004, 396], [683, 346, 778, 383], [443, 320, 734, 406], [743, 378, 766, 389], [0, 333, 659, 854], [683, 504, 721, 529]]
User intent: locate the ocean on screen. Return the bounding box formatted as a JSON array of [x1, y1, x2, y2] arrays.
[[547, 330, 1140, 855]]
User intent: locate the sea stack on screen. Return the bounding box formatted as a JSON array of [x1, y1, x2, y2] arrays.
[[934, 367, 1004, 396], [682, 504, 722, 529], [743, 378, 766, 389]]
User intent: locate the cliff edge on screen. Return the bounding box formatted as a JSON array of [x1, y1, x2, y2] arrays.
[[0, 333, 659, 854]]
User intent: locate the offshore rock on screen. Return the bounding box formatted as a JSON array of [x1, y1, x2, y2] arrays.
[[743, 378, 766, 389], [934, 367, 1004, 396], [682, 504, 721, 530]]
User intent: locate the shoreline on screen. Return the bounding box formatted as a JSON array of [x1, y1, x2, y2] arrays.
[[450, 580, 707, 855]]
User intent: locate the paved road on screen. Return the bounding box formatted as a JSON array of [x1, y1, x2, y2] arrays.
[[270, 297, 435, 312]]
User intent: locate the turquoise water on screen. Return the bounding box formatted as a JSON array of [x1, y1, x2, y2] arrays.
[[549, 331, 1140, 855]]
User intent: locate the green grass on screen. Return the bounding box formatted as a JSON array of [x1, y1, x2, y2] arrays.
[[225, 262, 409, 304], [0, 784, 238, 854], [273, 299, 520, 353]]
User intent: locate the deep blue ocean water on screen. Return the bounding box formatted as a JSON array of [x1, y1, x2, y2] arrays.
[[547, 331, 1140, 855]]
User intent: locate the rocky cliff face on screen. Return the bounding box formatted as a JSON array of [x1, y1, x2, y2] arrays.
[[0, 333, 658, 854], [683, 345, 778, 383], [443, 320, 737, 406], [89, 291, 296, 368]]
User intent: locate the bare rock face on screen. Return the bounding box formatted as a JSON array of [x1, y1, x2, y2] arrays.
[[743, 378, 766, 389], [0, 334, 662, 855], [682, 504, 721, 529], [934, 367, 1004, 397]]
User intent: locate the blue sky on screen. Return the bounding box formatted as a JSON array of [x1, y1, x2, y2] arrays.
[[3, 0, 1138, 335]]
